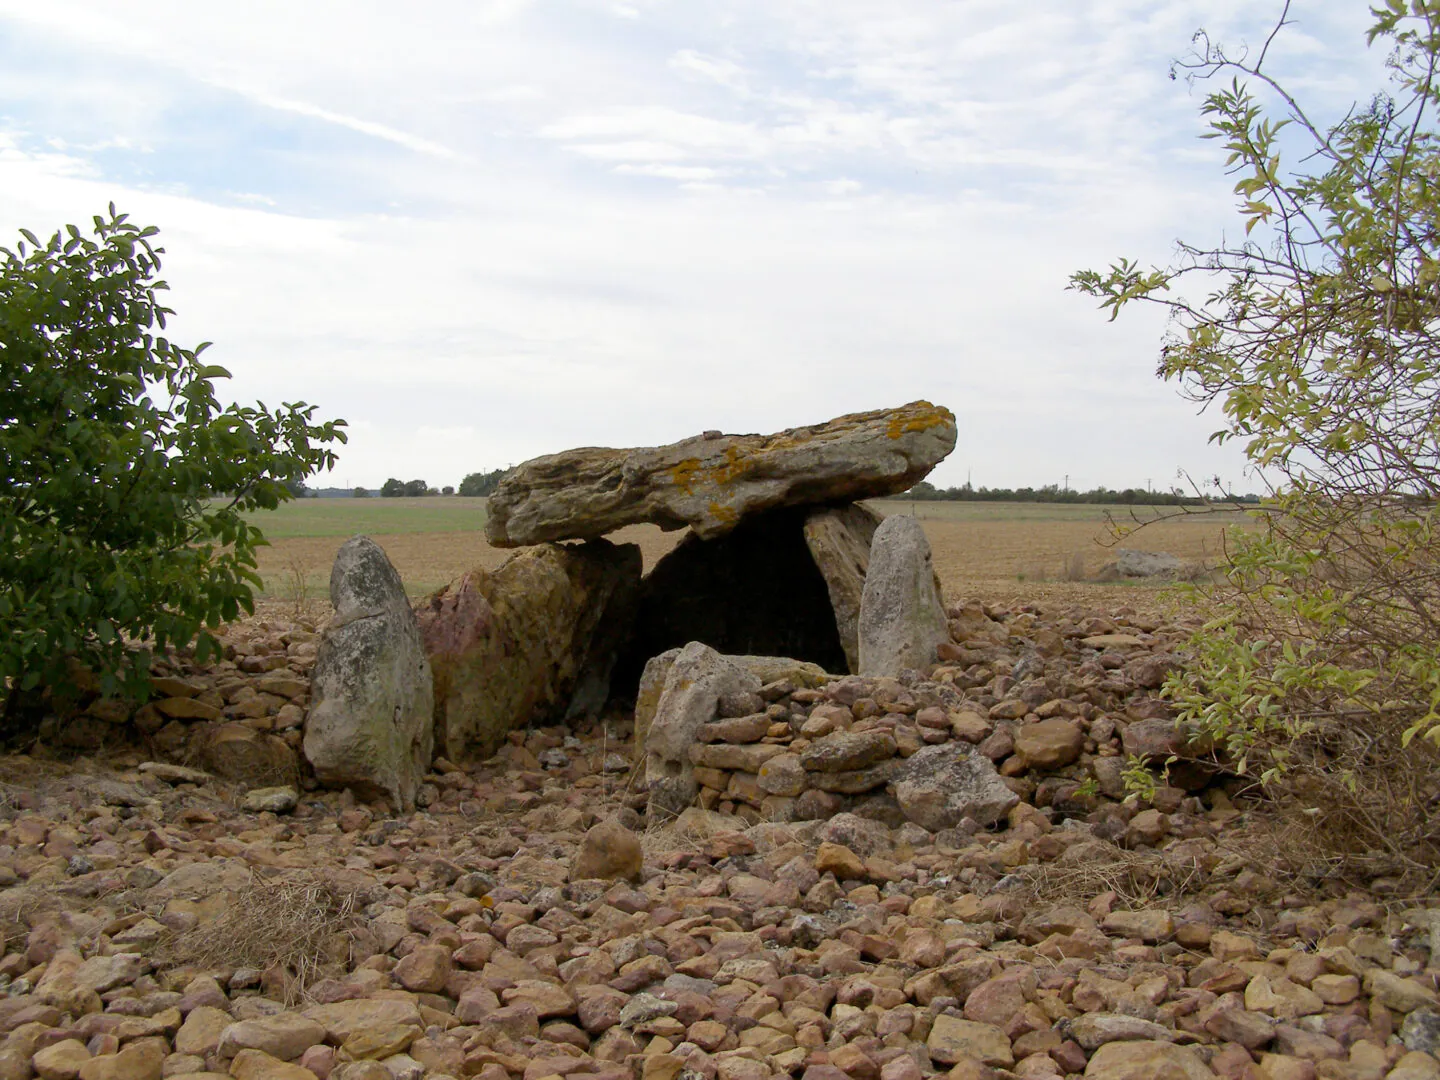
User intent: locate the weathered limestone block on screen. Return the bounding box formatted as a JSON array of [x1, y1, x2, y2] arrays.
[[485, 401, 957, 546], [303, 537, 434, 811], [633, 648, 829, 765], [415, 540, 641, 762], [646, 643, 762, 818], [858, 514, 948, 676], [803, 502, 882, 674]]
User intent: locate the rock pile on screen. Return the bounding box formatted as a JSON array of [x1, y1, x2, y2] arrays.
[[27, 618, 317, 790], [0, 621, 1436, 1080], [636, 597, 1213, 835]]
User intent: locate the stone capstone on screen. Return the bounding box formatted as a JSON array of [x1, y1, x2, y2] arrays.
[[857, 514, 947, 677], [302, 537, 434, 810], [415, 539, 640, 762], [484, 401, 956, 546]]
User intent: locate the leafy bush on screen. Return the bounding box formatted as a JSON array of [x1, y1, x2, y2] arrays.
[[0, 207, 345, 711], [1072, 3, 1440, 883]]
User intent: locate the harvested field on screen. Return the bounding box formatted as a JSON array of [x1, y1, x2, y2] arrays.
[[249, 496, 1252, 606]]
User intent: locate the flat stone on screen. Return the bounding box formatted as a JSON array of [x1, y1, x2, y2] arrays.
[[1014, 717, 1084, 770], [484, 401, 957, 546], [33, 1040, 91, 1080], [227, 1050, 318, 1080], [1365, 969, 1438, 1013], [1064, 1014, 1174, 1050], [303, 1000, 424, 1046], [689, 743, 786, 771], [218, 1016, 326, 1063], [1081, 1041, 1213, 1079], [798, 731, 897, 773], [77, 1042, 164, 1080], [926, 1015, 1013, 1068], [241, 787, 297, 814], [177, 1008, 234, 1057]]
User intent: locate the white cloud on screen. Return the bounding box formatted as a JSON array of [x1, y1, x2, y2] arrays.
[[0, 0, 1392, 491]]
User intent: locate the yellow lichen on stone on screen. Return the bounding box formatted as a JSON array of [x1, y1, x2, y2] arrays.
[[707, 502, 739, 526], [886, 401, 953, 440], [705, 446, 753, 487], [670, 458, 702, 494]]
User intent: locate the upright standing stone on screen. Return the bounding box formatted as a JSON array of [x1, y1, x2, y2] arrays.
[[415, 540, 641, 762], [645, 642, 762, 818], [303, 537, 434, 811], [857, 514, 948, 676], [803, 502, 883, 673]]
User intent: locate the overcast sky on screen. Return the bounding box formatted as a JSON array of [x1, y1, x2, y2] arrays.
[[0, 1, 1389, 492]]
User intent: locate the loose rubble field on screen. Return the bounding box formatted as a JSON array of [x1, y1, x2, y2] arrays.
[[2, 597, 1438, 1080]]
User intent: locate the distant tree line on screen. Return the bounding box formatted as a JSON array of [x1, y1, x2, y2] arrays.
[[902, 481, 1259, 506], [458, 468, 512, 497]]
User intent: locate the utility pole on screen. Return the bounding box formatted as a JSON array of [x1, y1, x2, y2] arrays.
[[1063, 474, 1069, 493]]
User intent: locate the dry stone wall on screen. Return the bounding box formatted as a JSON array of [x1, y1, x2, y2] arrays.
[[644, 597, 1213, 837]]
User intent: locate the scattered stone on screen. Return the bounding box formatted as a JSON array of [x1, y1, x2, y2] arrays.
[[570, 818, 643, 882], [241, 787, 298, 814]]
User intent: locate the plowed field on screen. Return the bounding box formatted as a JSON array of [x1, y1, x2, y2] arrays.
[[248, 497, 1250, 608]]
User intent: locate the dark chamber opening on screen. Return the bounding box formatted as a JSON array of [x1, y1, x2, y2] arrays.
[[612, 506, 847, 695]]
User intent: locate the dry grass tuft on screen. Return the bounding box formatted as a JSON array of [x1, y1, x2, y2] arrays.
[[1009, 844, 1209, 909], [157, 870, 362, 1003], [0, 885, 62, 949]]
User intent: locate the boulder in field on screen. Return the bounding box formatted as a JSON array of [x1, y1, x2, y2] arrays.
[[303, 537, 434, 811], [857, 514, 948, 676], [803, 502, 883, 673], [415, 539, 641, 761], [484, 400, 957, 546]]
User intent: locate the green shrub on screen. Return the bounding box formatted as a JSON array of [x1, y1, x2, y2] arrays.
[[0, 207, 345, 710]]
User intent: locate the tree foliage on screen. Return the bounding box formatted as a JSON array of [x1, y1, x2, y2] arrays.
[[458, 468, 511, 498], [1072, 1, 1440, 881], [0, 207, 345, 707]]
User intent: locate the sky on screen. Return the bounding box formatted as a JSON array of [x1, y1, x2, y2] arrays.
[[0, 1, 1393, 492]]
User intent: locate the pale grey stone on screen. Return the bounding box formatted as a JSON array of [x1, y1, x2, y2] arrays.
[[304, 536, 434, 811], [857, 514, 948, 677]]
